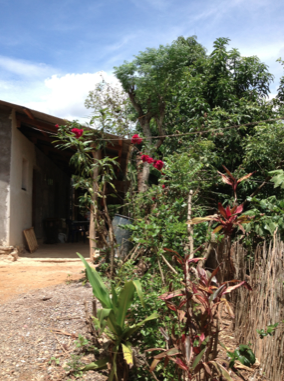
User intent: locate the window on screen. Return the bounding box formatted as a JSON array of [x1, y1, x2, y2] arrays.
[[22, 158, 28, 191]]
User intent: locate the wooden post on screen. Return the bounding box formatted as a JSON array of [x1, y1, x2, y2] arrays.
[[185, 190, 194, 258], [89, 149, 101, 261]]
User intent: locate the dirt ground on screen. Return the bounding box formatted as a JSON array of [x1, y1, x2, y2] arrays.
[[0, 244, 268, 381], [0, 243, 106, 381], [0, 243, 90, 304]]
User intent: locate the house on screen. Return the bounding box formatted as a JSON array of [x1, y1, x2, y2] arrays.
[[0, 100, 130, 254]]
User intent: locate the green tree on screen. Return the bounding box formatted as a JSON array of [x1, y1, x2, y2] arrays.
[[114, 36, 206, 190], [85, 78, 133, 137], [162, 37, 275, 160]]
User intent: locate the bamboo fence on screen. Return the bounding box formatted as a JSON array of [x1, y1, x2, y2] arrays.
[[214, 237, 284, 381]]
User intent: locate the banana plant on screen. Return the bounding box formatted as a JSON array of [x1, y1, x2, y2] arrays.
[[77, 253, 158, 381]]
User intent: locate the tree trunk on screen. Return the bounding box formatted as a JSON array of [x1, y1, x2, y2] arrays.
[[128, 90, 166, 192], [137, 161, 150, 193], [89, 150, 101, 261], [138, 117, 152, 192], [102, 181, 116, 278]]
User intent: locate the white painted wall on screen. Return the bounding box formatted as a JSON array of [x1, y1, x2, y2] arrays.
[[0, 179, 9, 246], [9, 110, 36, 246], [0, 107, 12, 246]]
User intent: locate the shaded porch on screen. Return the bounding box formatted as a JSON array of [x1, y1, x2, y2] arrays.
[[21, 242, 89, 259]]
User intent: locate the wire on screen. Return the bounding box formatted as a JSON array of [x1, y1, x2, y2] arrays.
[[95, 116, 284, 141], [23, 116, 284, 142]]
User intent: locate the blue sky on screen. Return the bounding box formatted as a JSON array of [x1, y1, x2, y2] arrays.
[[0, 0, 283, 121]]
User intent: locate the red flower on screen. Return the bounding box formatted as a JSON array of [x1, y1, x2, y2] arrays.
[[146, 156, 154, 164], [141, 154, 150, 162], [71, 128, 83, 139], [55, 124, 59, 128], [162, 184, 165, 189], [141, 154, 154, 164], [153, 160, 164, 171], [131, 134, 143, 145], [152, 197, 156, 201]]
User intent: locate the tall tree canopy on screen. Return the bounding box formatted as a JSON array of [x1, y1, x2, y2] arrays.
[[114, 36, 206, 189]]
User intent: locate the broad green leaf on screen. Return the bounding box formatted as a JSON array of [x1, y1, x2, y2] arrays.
[[97, 308, 112, 326], [80, 357, 109, 371], [111, 284, 118, 307], [235, 347, 255, 366], [77, 253, 112, 309], [192, 347, 206, 370], [192, 336, 210, 370], [108, 349, 118, 381], [107, 310, 123, 337], [132, 280, 145, 307], [116, 281, 136, 329], [122, 342, 133, 367]]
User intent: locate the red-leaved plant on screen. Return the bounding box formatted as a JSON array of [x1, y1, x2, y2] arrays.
[[147, 250, 252, 380], [188, 166, 254, 236], [189, 202, 252, 236], [218, 165, 254, 204]]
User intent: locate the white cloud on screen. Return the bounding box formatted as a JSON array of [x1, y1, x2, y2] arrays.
[[0, 55, 52, 78], [0, 55, 122, 122], [23, 71, 121, 122]]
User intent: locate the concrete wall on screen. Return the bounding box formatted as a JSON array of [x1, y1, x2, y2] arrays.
[[0, 106, 12, 245], [9, 110, 36, 246], [9, 110, 70, 246]]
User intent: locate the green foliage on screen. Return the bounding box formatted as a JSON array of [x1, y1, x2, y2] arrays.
[[85, 78, 133, 136], [49, 356, 60, 366], [227, 344, 256, 368], [163, 37, 275, 160], [244, 123, 284, 171], [269, 169, 284, 189], [55, 120, 120, 213], [243, 196, 284, 238], [114, 36, 206, 116], [257, 321, 283, 339], [123, 261, 179, 380], [77, 253, 158, 380], [55, 35, 284, 380], [124, 149, 213, 257]]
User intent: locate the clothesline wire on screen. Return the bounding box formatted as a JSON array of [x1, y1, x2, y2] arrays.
[[26, 116, 284, 141], [95, 116, 284, 141]]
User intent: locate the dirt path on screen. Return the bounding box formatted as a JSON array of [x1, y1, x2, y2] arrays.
[[0, 282, 106, 381], [0, 257, 89, 304]]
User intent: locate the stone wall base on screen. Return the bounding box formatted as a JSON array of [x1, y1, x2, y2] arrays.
[[0, 246, 19, 261]]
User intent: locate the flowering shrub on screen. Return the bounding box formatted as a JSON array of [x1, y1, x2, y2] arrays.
[[131, 134, 143, 144], [139, 153, 164, 171], [71, 128, 84, 139], [141, 154, 154, 164], [153, 159, 164, 171]]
